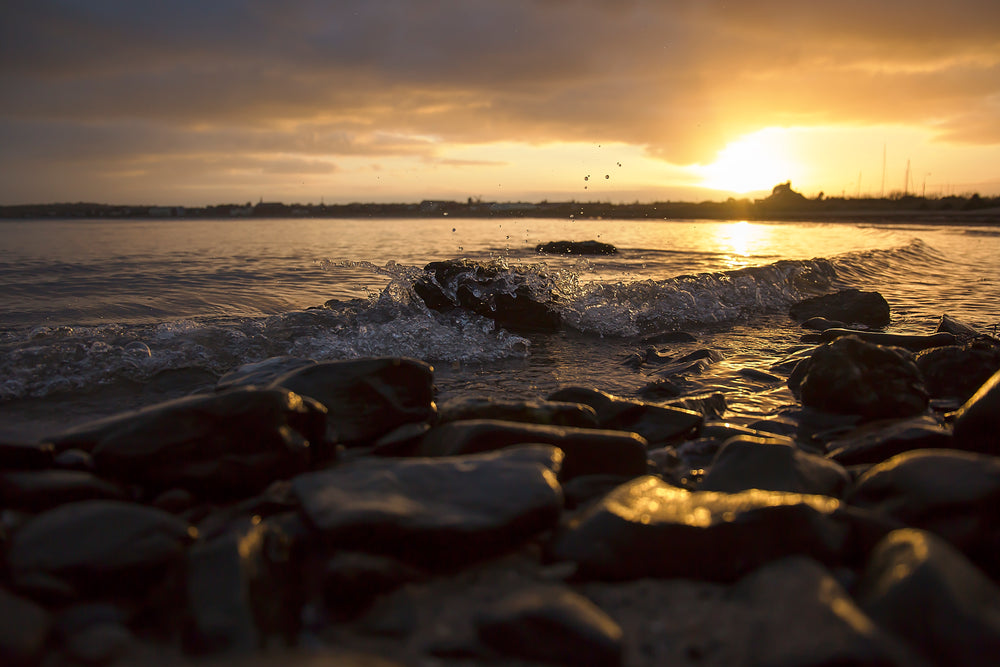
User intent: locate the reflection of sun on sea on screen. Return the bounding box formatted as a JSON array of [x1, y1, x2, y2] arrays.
[[698, 128, 804, 194], [716, 221, 767, 269]]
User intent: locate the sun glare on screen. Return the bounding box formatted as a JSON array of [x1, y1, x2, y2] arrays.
[[698, 129, 804, 194]]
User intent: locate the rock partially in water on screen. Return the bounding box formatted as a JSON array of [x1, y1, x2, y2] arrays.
[[535, 240, 617, 255], [810, 328, 956, 351], [824, 415, 952, 466], [951, 368, 1000, 455], [801, 316, 847, 331], [437, 396, 599, 429], [789, 335, 928, 420], [547, 387, 702, 446], [915, 339, 1000, 402], [47, 388, 326, 499], [271, 357, 435, 448], [416, 419, 648, 481], [216, 356, 316, 391], [292, 446, 564, 571], [936, 313, 982, 339], [855, 529, 1000, 666], [0, 470, 127, 512], [7, 500, 194, 600], [549, 476, 847, 581], [789, 289, 890, 328], [700, 436, 850, 497], [475, 586, 623, 666]]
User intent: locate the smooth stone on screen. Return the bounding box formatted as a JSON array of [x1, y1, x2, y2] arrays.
[[700, 421, 795, 445], [547, 387, 702, 446], [52, 448, 95, 472], [562, 474, 637, 510], [635, 378, 682, 400], [416, 419, 648, 481], [855, 529, 1000, 666], [737, 368, 782, 384], [535, 240, 617, 255], [813, 328, 956, 350], [789, 335, 928, 420], [789, 289, 890, 328], [0, 587, 51, 666], [47, 388, 326, 498], [801, 316, 847, 331], [152, 487, 198, 514], [0, 470, 127, 512], [475, 587, 623, 666], [824, 415, 952, 466], [63, 621, 133, 665], [549, 476, 847, 581], [916, 340, 1000, 402], [0, 441, 55, 471], [437, 396, 599, 429], [322, 552, 427, 617], [640, 330, 698, 345], [665, 392, 727, 420], [700, 436, 851, 497], [270, 357, 435, 447], [216, 356, 316, 391], [8, 500, 195, 599], [292, 445, 564, 570], [733, 557, 919, 667], [847, 449, 1000, 571], [951, 368, 1000, 455], [936, 313, 981, 338], [370, 422, 432, 457]]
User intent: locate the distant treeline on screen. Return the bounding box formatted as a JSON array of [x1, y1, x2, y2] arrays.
[[3, 184, 999, 223]]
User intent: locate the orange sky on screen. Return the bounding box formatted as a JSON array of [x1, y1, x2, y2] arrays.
[[1, 1, 999, 205]]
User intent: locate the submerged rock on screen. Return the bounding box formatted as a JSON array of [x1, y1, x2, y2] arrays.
[[789, 289, 891, 328], [810, 328, 956, 351], [789, 335, 928, 419], [700, 436, 850, 497], [270, 357, 435, 448], [535, 240, 617, 255]]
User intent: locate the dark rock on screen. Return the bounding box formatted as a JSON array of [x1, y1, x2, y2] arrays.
[[152, 487, 198, 514], [475, 587, 623, 666], [801, 316, 847, 331], [413, 259, 561, 332], [733, 557, 919, 667], [437, 396, 599, 429], [293, 446, 564, 570], [547, 387, 702, 445], [535, 240, 617, 255], [789, 289, 890, 328], [0, 587, 51, 667], [789, 335, 928, 419], [936, 313, 981, 339], [549, 475, 847, 581], [847, 449, 1000, 572], [640, 330, 698, 345], [416, 419, 648, 481], [270, 357, 435, 447], [322, 552, 427, 618], [700, 436, 851, 497], [700, 421, 795, 444], [915, 340, 1000, 402], [216, 356, 317, 391], [635, 378, 683, 400], [370, 422, 431, 457], [7, 500, 194, 599], [0, 470, 127, 512], [0, 441, 55, 471], [812, 328, 956, 351], [952, 368, 1000, 455], [52, 448, 94, 472], [855, 529, 1000, 666], [562, 474, 637, 510], [63, 620, 134, 665], [825, 416, 952, 466], [665, 392, 727, 420], [737, 368, 782, 384], [47, 388, 326, 498], [185, 519, 301, 654]]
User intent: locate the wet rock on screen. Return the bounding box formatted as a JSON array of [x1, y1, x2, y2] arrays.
[[437, 396, 599, 428], [7, 500, 194, 600], [700, 436, 851, 497], [915, 339, 1000, 402], [855, 529, 1000, 666], [0, 587, 51, 666], [53, 448, 94, 472], [811, 328, 956, 351], [293, 446, 564, 570], [936, 313, 982, 339], [535, 240, 617, 255], [635, 378, 682, 400], [789, 289, 891, 328], [549, 475, 847, 581], [216, 356, 317, 391], [152, 487, 198, 514], [737, 367, 782, 384], [825, 415, 952, 466], [847, 449, 1000, 571], [665, 392, 727, 420], [562, 474, 637, 510], [413, 259, 561, 332], [185, 519, 301, 654], [801, 316, 847, 331], [270, 357, 435, 448], [48, 388, 326, 498], [623, 346, 673, 370], [547, 387, 702, 446], [951, 368, 1000, 455], [63, 620, 134, 665], [789, 335, 928, 420], [0, 441, 55, 471], [0, 470, 127, 512], [733, 557, 919, 667], [416, 419, 648, 481], [640, 330, 698, 345], [322, 552, 427, 618], [475, 587, 623, 666]]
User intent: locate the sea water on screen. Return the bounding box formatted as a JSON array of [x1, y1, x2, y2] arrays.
[[1, 217, 998, 440]]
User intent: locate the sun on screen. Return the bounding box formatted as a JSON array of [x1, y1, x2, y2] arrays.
[[698, 128, 804, 194]]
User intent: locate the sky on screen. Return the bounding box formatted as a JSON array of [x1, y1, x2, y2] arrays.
[[1, 0, 999, 206]]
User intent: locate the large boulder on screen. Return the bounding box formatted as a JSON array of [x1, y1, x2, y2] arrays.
[[45, 388, 327, 499], [789, 289, 890, 328], [788, 335, 928, 419], [951, 368, 1000, 455], [700, 436, 851, 497]]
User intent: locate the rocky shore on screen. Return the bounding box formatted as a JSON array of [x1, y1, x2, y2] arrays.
[[3, 291, 1000, 666]]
